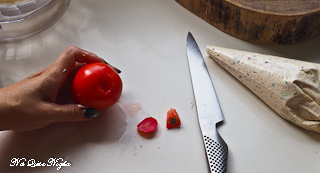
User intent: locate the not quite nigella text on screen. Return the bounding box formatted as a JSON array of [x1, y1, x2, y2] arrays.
[[10, 158, 71, 170]]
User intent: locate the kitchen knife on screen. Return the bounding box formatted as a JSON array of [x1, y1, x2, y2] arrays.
[[186, 32, 228, 173]]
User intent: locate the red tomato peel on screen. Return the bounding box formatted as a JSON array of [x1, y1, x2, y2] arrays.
[[72, 62, 122, 110], [167, 108, 181, 129], [137, 117, 158, 133]]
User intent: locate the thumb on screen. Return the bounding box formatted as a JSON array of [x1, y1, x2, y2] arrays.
[[43, 103, 100, 123]]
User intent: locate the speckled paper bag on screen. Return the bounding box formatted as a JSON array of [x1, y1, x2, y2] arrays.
[[207, 46, 320, 133]]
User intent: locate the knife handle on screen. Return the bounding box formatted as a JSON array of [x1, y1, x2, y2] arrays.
[[203, 133, 228, 173]]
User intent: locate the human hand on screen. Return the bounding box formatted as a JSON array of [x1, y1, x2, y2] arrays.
[[0, 46, 108, 132]]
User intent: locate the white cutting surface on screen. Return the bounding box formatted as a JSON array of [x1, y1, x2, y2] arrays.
[[1, 0, 320, 172]]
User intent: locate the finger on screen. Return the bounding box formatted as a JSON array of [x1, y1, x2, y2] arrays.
[[62, 46, 103, 63], [64, 62, 87, 82], [56, 63, 86, 99], [52, 46, 104, 75], [41, 103, 99, 123], [45, 46, 105, 89]]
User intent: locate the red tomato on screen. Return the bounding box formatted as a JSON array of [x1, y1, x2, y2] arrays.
[[167, 108, 181, 129], [137, 117, 158, 133], [72, 62, 122, 110]]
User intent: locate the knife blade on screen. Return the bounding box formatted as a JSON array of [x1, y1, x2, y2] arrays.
[[186, 32, 228, 173]]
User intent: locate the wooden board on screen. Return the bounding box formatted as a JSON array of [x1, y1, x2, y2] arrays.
[[176, 0, 320, 45]]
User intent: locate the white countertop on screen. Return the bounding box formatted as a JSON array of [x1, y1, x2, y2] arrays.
[[1, 0, 320, 172]]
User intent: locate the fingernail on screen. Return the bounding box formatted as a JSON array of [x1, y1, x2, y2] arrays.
[[100, 58, 108, 64], [83, 108, 99, 118], [100, 58, 122, 74]]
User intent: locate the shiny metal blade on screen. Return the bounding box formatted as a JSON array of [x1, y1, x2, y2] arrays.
[[186, 32, 228, 173], [187, 32, 224, 126]]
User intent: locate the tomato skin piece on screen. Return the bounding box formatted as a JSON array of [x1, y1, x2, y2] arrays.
[[72, 62, 122, 110], [167, 108, 181, 129], [137, 117, 158, 133]]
